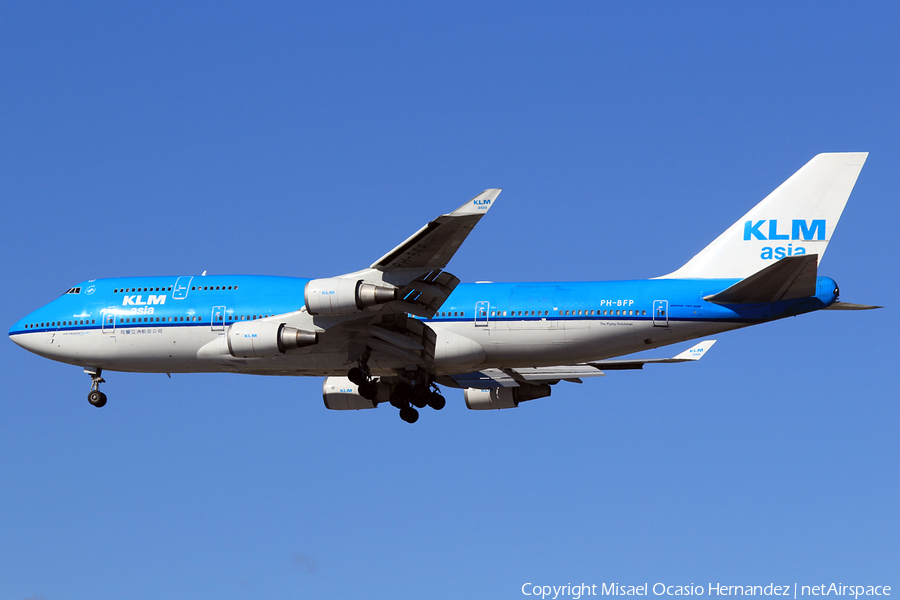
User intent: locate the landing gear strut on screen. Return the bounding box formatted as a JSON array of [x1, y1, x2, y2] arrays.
[[348, 353, 378, 401], [85, 367, 107, 408]]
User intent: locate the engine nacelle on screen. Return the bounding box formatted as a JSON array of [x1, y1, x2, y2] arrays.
[[304, 278, 397, 316], [464, 384, 552, 410], [322, 376, 378, 410], [226, 320, 318, 358]]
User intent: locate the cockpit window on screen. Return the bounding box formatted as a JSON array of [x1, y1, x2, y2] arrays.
[[63, 287, 81, 295]]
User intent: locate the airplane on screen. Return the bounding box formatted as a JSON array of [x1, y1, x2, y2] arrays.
[[9, 153, 879, 423]]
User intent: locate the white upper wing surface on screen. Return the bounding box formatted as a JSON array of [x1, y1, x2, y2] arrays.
[[370, 189, 501, 274]]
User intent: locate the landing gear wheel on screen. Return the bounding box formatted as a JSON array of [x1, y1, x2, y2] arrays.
[[392, 381, 411, 400], [88, 390, 107, 408], [426, 392, 446, 410], [347, 367, 366, 385], [358, 381, 377, 400], [398, 406, 419, 423], [410, 395, 428, 409]]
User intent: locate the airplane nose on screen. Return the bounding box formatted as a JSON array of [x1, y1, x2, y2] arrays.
[[9, 331, 24, 348], [9, 319, 47, 356], [9, 328, 38, 353]]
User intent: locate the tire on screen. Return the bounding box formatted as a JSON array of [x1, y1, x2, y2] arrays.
[[427, 392, 446, 411], [358, 381, 377, 400], [399, 406, 419, 423], [392, 381, 411, 401], [347, 367, 366, 385], [88, 390, 107, 408]]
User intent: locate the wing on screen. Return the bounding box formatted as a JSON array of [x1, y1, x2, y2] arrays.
[[370, 189, 501, 274], [445, 341, 717, 388], [327, 188, 501, 321], [295, 190, 501, 370]]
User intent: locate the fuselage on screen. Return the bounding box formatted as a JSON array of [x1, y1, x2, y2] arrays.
[[9, 274, 840, 379]]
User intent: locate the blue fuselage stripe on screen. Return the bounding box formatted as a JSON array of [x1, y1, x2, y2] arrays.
[[8, 274, 838, 335]]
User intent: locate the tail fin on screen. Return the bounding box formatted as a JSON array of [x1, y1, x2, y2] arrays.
[[660, 152, 868, 279]]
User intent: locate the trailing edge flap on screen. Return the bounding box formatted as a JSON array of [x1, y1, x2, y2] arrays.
[[450, 366, 605, 388], [704, 255, 817, 305], [450, 341, 716, 387]]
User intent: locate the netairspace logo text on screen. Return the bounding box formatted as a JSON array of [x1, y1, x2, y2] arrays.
[[521, 583, 892, 600]]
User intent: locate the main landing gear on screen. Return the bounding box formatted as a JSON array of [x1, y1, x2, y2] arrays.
[[347, 360, 445, 424], [85, 367, 107, 408], [387, 379, 446, 424]]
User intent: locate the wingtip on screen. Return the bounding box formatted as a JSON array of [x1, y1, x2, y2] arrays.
[[674, 340, 717, 361], [449, 189, 501, 216]]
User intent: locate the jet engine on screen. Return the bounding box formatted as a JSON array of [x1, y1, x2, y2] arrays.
[[322, 376, 379, 410], [304, 278, 397, 316], [464, 384, 552, 410], [226, 320, 318, 358]]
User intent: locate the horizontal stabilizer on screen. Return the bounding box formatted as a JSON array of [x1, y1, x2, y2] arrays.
[[704, 255, 817, 304], [824, 301, 883, 310]]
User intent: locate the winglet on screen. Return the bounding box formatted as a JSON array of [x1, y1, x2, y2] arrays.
[[449, 188, 501, 216], [672, 340, 717, 361]]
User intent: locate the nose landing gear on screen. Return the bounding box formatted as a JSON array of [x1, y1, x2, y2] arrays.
[[85, 367, 107, 408]]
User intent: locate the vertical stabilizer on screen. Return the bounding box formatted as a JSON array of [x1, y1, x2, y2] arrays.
[[660, 153, 867, 279]]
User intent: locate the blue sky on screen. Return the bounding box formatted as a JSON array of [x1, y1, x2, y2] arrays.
[[2, 2, 897, 599]]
